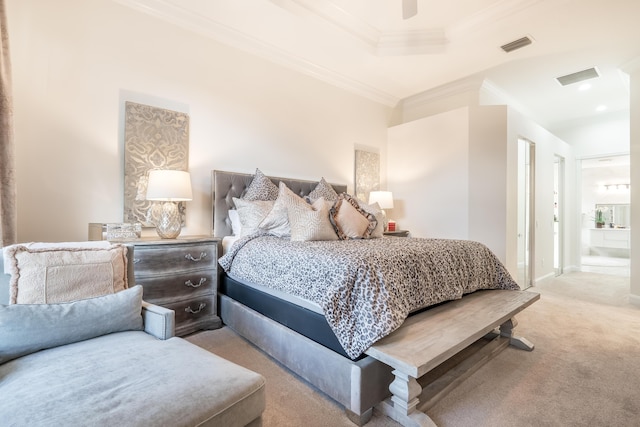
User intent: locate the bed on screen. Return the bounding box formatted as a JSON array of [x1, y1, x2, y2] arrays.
[[212, 170, 538, 426]]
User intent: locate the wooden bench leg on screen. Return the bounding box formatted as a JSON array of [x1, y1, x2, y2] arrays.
[[376, 370, 437, 427], [499, 317, 535, 351]]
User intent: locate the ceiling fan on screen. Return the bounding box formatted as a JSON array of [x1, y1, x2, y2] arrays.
[[402, 0, 418, 19]]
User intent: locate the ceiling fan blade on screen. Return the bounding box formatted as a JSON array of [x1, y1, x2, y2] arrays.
[[402, 0, 418, 19]]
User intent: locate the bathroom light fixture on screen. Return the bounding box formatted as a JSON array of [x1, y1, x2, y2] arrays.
[[603, 183, 630, 191]]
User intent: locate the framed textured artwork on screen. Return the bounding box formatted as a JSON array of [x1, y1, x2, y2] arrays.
[[123, 101, 189, 227], [354, 149, 380, 202]]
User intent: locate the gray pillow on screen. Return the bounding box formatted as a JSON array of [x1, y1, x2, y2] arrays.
[[305, 177, 339, 203], [0, 286, 143, 364], [242, 168, 279, 201]]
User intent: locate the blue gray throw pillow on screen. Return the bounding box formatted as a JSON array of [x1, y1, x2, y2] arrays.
[[0, 285, 143, 364]]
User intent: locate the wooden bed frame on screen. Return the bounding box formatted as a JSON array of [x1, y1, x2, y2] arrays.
[[212, 170, 539, 426]]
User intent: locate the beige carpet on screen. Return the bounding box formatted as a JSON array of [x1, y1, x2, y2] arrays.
[[186, 272, 640, 427]]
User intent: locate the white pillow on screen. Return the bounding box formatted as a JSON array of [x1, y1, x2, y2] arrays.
[[233, 198, 275, 237], [258, 182, 295, 238], [228, 209, 242, 236]]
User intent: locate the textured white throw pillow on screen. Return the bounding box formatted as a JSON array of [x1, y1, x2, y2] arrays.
[[4, 243, 128, 304], [288, 196, 339, 241], [233, 198, 275, 237], [258, 182, 297, 238]]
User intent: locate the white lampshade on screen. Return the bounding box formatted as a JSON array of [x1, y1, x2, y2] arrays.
[[146, 170, 193, 201], [368, 191, 394, 210], [145, 169, 192, 239]]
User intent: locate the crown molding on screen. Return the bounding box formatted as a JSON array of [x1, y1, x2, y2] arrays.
[[112, 0, 398, 106], [269, 0, 379, 49], [401, 75, 485, 109], [269, 0, 448, 56], [270, 0, 550, 55], [481, 79, 553, 128], [447, 0, 546, 39], [377, 30, 447, 56]]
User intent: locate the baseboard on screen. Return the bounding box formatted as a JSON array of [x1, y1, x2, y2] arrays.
[[534, 272, 555, 284], [563, 265, 580, 273]]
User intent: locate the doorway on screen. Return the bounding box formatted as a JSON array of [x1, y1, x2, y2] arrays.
[[517, 138, 535, 289], [579, 155, 630, 277], [554, 155, 564, 276]]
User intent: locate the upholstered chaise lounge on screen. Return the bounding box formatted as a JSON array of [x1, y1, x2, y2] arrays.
[[0, 242, 265, 426]]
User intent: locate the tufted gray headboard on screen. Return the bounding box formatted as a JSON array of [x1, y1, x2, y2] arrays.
[[211, 170, 347, 238]]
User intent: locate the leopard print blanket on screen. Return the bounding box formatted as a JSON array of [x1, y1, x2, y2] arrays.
[[219, 234, 519, 359]]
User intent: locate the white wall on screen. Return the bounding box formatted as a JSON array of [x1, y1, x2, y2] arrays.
[[468, 106, 509, 265], [553, 111, 630, 159], [387, 107, 470, 240], [506, 108, 576, 280], [627, 61, 640, 301], [387, 102, 575, 282], [7, 0, 392, 242], [388, 106, 516, 274]]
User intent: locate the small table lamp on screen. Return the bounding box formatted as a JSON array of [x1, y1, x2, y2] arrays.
[[146, 169, 193, 239], [368, 191, 394, 231]]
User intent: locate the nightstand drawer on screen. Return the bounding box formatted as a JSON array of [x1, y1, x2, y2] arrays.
[[136, 271, 216, 304], [133, 243, 217, 275], [123, 237, 221, 337], [166, 296, 218, 336]]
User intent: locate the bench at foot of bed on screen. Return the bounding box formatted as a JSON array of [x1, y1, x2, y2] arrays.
[[365, 289, 539, 427]]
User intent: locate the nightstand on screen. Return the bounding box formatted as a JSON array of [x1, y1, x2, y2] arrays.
[[384, 230, 410, 237], [123, 236, 221, 336]]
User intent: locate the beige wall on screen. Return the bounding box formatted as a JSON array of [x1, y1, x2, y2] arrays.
[[7, 0, 392, 242]]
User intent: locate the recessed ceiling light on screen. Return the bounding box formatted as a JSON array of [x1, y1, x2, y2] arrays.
[[579, 83, 591, 91], [596, 105, 607, 112]]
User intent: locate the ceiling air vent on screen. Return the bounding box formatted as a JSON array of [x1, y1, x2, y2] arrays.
[[556, 67, 600, 86], [500, 36, 533, 53]]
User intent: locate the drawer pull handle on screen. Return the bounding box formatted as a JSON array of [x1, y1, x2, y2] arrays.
[[185, 252, 207, 262], [133, 258, 141, 264], [185, 278, 207, 288], [185, 303, 206, 314]]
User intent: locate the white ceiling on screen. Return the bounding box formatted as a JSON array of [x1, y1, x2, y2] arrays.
[[115, 0, 640, 132]]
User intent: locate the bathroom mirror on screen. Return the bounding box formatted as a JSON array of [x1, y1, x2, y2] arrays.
[[595, 204, 631, 228]]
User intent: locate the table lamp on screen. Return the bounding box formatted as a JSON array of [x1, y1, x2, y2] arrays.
[[368, 191, 394, 231], [146, 169, 192, 239]]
